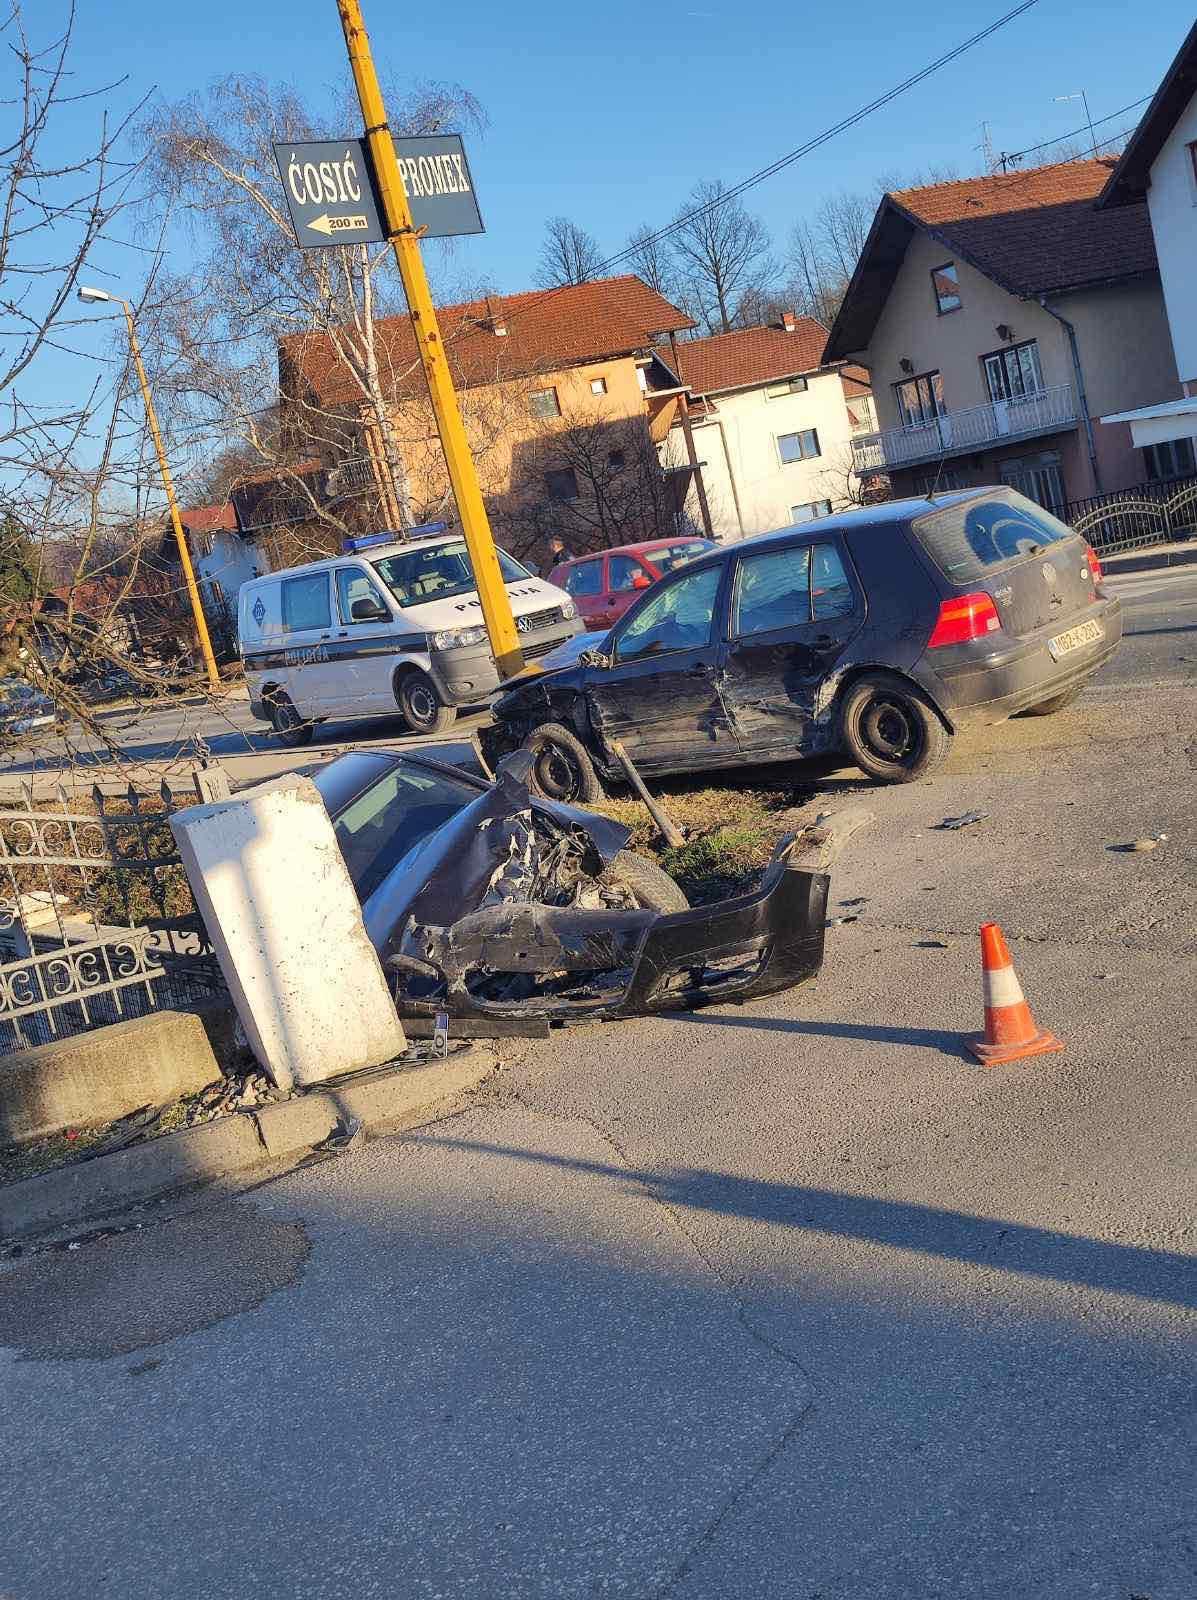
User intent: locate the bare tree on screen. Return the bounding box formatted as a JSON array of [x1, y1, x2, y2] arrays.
[[668, 180, 774, 335], [535, 216, 604, 288], [623, 223, 675, 299]]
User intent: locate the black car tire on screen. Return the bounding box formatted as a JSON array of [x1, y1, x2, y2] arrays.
[[522, 722, 605, 804], [839, 672, 949, 784], [267, 691, 314, 748], [599, 849, 689, 914], [1023, 685, 1082, 716], [396, 669, 457, 735]]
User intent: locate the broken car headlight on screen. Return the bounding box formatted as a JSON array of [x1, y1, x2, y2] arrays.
[[431, 624, 490, 651]]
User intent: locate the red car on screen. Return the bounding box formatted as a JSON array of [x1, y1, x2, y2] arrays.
[[549, 537, 716, 632]]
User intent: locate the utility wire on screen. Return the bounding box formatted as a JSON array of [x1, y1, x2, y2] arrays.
[[998, 94, 1150, 168]]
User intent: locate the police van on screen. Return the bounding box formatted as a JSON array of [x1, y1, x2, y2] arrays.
[[238, 527, 580, 742]]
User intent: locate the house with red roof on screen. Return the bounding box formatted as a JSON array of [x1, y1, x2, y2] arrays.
[[661, 313, 877, 538], [823, 158, 1178, 511], [278, 275, 696, 561]]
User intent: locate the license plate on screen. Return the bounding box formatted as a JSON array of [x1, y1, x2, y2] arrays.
[[1047, 618, 1102, 660]]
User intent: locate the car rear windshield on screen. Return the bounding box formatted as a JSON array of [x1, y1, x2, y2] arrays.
[[648, 539, 715, 575], [912, 491, 1073, 582], [373, 539, 532, 609]]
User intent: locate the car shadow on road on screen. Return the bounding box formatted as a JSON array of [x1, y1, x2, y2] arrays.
[[412, 1135, 1197, 1311], [653, 1008, 964, 1055]]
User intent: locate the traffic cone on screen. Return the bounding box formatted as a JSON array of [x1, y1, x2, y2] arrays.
[[967, 922, 1064, 1066]]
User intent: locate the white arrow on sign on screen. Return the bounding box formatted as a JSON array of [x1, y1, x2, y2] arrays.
[[307, 212, 370, 237]]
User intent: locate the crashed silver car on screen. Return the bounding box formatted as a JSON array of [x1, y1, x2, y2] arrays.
[[311, 744, 858, 1022]]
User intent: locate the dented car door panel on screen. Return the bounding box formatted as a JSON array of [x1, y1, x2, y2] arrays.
[[723, 538, 866, 757]]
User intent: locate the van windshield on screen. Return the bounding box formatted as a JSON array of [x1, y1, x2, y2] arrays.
[[912, 490, 1072, 582], [372, 539, 532, 609]]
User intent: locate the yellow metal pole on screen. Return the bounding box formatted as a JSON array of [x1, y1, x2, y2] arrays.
[[120, 302, 221, 691], [335, 0, 523, 680]]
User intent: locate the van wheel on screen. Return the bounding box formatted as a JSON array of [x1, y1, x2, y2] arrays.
[[396, 669, 456, 735], [839, 672, 949, 784], [522, 722, 604, 804], [267, 691, 314, 748]]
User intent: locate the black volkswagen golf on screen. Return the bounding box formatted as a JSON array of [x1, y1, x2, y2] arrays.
[[482, 488, 1122, 799]]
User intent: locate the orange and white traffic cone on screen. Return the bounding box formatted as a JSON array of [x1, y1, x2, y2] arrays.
[[967, 922, 1064, 1066]]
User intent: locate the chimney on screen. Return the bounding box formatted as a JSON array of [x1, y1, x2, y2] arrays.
[[781, 310, 797, 333], [485, 294, 507, 337]]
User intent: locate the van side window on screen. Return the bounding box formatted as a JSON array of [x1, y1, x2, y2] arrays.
[[336, 567, 390, 624], [281, 573, 331, 632]]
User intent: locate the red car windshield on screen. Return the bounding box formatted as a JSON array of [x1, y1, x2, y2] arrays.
[[645, 539, 714, 576]]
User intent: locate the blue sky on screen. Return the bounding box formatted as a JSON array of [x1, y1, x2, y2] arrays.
[[34, 0, 1197, 433]]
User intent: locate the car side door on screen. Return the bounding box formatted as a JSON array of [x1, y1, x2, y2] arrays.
[[584, 559, 736, 773], [563, 557, 607, 631], [722, 538, 865, 758], [279, 570, 336, 716], [606, 553, 655, 625], [330, 564, 398, 715]]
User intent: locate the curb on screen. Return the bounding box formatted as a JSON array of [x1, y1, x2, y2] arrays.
[[1101, 544, 1197, 577], [0, 1046, 495, 1243]]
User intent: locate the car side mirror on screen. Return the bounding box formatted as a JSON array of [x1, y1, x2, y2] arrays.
[[578, 648, 611, 670], [351, 597, 389, 622], [631, 573, 651, 589]]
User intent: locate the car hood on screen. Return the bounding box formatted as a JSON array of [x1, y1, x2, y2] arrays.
[[496, 627, 604, 702]]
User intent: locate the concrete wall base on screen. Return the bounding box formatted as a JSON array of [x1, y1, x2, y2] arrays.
[[0, 1011, 221, 1148]]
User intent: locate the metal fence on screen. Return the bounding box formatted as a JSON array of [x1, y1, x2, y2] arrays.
[[0, 770, 228, 1054], [1065, 476, 1197, 554]]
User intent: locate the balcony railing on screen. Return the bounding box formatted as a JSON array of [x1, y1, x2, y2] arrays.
[[851, 383, 1078, 475]]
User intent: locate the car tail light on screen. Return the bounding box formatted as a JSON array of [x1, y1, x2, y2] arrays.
[[927, 591, 1001, 648], [1085, 545, 1103, 583]]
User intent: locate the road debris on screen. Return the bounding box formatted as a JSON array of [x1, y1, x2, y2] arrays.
[[1110, 835, 1165, 853], [937, 811, 988, 830]]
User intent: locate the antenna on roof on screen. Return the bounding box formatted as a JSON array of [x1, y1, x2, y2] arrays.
[[977, 120, 997, 175]]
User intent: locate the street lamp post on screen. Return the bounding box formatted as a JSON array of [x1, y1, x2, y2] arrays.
[[78, 285, 221, 691]]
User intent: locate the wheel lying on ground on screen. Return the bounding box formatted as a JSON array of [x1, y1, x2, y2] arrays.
[[396, 668, 457, 735], [598, 848, 689, 914], [838, 671, 949, 784], [1023, 684, 1082, 716], [267, 691, 314, 748], [521, 722, 605, 804]]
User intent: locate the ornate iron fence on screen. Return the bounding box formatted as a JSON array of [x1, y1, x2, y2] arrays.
[[1065, 477, 1197, 554], [0, 770, 228, 1054]]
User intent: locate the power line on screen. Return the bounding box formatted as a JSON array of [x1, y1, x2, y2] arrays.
[[997, 93, 1150, 169], [563, 0, 1042, 285]]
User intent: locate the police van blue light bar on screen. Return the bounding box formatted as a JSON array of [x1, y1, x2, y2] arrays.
[[341, 521, 448, 554]]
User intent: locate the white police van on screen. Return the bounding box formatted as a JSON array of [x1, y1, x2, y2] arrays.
[[238, 526, 580, 742]]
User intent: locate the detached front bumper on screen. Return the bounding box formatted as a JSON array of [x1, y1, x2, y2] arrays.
[[391, 842, 829, 1021]]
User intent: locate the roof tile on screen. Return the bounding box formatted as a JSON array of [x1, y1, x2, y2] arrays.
[[671, 319, 841, 395]]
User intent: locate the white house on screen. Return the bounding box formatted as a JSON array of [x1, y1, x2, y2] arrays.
[[661, 316, 875, 540], [1098, 19, 1197, 478]]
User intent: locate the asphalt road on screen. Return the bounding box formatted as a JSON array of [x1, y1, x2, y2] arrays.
[[1, 563, 1194, 790], [1, 661, 1193, 1596]]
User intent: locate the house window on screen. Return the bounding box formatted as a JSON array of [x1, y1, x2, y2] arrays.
[[983, 340, 1044, 403], [790, 500, 832, 522], [1189, 141, 1197, 193], [545, 466, 579, 500], [916, 468, 968, 494], [590, 376, 608, 396], [999, 452, 1066, 516], [608, 448, 626, 469], [931, 262, 961, 315], [895, 371, 945, 428], [765, 376, 809, 398], [530, 387, 561, 419], [1143, 437, 1197, 482], [777, 428, 820, 464]]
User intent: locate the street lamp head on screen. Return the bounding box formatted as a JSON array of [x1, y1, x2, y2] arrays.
[[77, 284, 112, 304]]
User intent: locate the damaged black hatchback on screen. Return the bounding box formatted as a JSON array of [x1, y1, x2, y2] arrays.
[[311, 745, 831, 1021], [482, 488, 1121, 798]]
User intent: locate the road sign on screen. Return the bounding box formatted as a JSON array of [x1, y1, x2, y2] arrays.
[[274, 139, 386, 248], [392, 134, 484, 238]]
